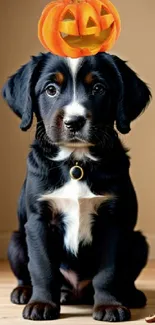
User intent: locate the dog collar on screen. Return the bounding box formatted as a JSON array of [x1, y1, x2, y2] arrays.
[[70, 162, 84, 181]]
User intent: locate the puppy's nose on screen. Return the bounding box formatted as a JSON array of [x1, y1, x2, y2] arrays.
[[64, 116, 86, 132]]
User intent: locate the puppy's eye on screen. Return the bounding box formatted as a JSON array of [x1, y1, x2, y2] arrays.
[[46, 84, 59, 97], [92, 83, 106, 96]]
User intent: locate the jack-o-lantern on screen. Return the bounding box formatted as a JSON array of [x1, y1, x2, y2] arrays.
[[38, 0, 121, 58]]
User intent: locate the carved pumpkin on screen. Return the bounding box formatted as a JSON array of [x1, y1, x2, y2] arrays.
[[38, 0, 121, 58]]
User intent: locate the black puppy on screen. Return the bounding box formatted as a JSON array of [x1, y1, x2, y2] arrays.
[[2, 52, 151, 322]]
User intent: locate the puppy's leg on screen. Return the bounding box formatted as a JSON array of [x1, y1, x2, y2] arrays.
[[8, 231, 32, 304], [92, 222, 131, 322], [22, 214, 62, 321], [120, 231, 149, 308], [8, 182, 32, 305]]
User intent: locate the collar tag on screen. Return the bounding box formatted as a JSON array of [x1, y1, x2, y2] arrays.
[[70, 162, 84, 181]]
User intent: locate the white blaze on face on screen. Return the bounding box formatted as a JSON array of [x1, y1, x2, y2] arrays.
[[65, 102, 85, 117], [67, 57, 82, 84], [65, 57, 85, 118]]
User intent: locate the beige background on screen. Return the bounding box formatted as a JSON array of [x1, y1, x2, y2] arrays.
[[0, 0, 154, 259]]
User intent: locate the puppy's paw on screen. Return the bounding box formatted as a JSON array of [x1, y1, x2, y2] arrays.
[[23, 301, 60, 320], [11, 286, 32, 305], [93, 305, 131, 322]]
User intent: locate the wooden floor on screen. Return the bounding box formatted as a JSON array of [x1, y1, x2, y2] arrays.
[[0, 261, 155, 325]]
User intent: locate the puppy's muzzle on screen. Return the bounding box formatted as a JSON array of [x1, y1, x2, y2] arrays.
[[64, 115, 86, 133]]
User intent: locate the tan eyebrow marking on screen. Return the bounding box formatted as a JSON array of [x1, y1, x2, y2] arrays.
[[85, 73, 94, 84], [55, 72, 64, 85]]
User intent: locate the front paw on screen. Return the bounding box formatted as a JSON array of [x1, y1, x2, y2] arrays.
[[23, 301, 60, 320], [11, 286, 32, 305], [93, 305, 131, 322]]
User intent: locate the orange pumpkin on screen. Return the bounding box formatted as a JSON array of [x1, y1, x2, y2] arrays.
[[38, 0, 121, 58]]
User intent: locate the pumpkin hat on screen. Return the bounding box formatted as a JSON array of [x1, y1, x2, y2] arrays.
[[38, 0, 121, 58]]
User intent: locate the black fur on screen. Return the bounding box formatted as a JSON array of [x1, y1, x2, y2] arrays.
[[2, 52, 151, 322]]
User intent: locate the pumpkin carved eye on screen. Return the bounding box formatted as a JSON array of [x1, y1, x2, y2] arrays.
[[38, 0, 121, 58], [86, 17, 96, 28], [63, 11, 75, 22]]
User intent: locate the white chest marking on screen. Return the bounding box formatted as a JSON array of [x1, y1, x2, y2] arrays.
[[40, 180, 107, 255]]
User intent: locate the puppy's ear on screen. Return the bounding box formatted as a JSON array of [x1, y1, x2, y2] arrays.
[[113, 56, 151, 134], [2, 54, 44, 131]]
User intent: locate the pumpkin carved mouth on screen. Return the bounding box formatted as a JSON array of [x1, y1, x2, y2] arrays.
[[61, 27, 111, 50]]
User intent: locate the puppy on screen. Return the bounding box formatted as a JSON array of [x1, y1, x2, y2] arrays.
[[2, 52, 151, 322]]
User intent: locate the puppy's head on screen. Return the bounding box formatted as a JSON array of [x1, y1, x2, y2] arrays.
[[2, 52, 151, 149]]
